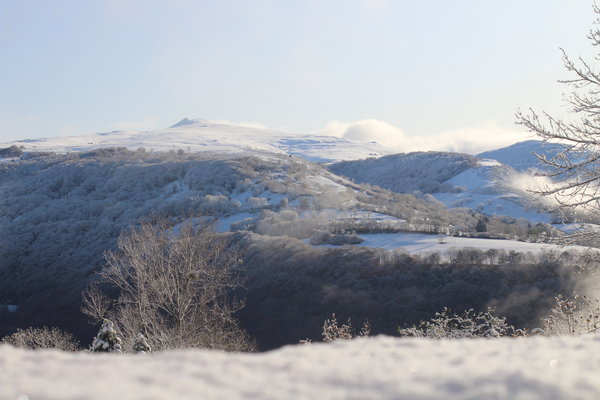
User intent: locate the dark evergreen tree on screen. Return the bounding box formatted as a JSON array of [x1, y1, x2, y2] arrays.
[[90, 319, 123, 353], [133, 333, 151, 354]]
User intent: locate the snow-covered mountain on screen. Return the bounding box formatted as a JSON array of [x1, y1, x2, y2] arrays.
[[1, 117, 391, 163]]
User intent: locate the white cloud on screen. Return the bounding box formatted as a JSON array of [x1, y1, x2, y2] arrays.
[[432, 123, 533, 154], [321, 119, 407, 148], [320, 119, 533, 154]]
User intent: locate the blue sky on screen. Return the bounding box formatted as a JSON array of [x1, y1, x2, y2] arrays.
[[0, 0, 596, 147]]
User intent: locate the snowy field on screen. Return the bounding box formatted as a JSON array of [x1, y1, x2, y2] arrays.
[[2, 335, 600, 400], [355, 232, 585, 254], [309, 231, 588, 255]]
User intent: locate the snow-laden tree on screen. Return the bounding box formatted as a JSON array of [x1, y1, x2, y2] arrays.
[[516, 3, 600, 232], [90, 319, 123, 353], [133, 333, 151, 354]]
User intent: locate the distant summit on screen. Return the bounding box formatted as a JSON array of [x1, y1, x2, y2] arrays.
[[477, 140, 566, 172], [170, 117, 209, 128]]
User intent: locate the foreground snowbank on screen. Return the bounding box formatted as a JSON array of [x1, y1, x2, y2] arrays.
[[2, 335, 599, 400]]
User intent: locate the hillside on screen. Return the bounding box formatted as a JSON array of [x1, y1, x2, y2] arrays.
[[1, 145, 585, 349], [329, 149, 555, 223], [328, 151, 479, 193], [0, 148, 460, 344]]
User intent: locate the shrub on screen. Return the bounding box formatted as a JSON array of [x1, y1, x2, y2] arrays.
[[398, 308, 525, 339], [543, 293, 600, 336], [322, 313, 371, 342], [1, 326, 80, 351]]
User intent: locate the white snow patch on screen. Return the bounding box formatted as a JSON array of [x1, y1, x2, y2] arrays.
[[2, 335, 600, 400], [478, 158, 502, 167]]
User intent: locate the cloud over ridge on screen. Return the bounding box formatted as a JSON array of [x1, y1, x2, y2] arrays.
[[321, 119, 532, 154]]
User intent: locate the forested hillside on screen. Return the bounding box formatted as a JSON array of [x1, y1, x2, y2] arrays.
[[0, 147, 588, 348]]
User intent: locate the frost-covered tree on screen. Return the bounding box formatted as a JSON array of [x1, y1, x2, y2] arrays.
[[543, 293, 600, 336], [516, 3, 600, 232], [398, 308, 525, 339], [90, 319, 123, 353], [83, 218, 254, 352]]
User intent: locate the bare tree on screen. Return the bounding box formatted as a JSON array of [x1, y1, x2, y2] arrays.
[[83, 218, 254, 352], [516, 3, 600, 231]]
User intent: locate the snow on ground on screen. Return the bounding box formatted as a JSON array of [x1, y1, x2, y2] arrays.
[[2, 335, 600, 400], [304, 175, 347, 191], [1, 118, 391, 162], [319, 232, 587, 254]]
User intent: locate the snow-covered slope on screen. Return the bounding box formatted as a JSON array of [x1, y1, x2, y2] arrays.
[[3, 335, 600, 400], [477, 140, 567, 172], [432, 159, 551, 223], [1, 118, 391, 162]]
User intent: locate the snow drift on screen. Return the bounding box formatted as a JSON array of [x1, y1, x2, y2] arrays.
[[2, 335, 600, 400]]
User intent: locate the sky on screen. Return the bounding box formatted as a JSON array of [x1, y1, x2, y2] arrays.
[[0, 0, 597, 152]]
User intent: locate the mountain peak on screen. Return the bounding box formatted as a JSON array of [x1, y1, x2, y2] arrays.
[[170, 117, 209, 128], [477, 140, 566, 172]]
